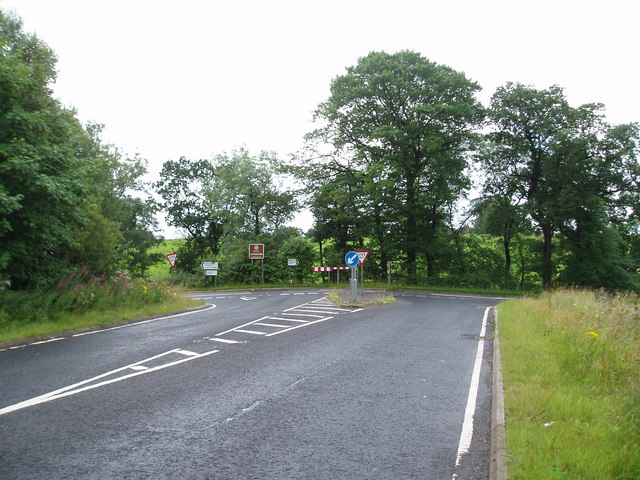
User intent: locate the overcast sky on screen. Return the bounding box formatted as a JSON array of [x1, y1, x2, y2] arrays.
[[2, 0, 639, 233]]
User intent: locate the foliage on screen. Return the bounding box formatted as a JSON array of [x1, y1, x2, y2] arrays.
[[155, 148, 299, 274], [302, 50, 484, 284], [499, 290, 640, 479], [479, 83, 640, 289], [0, 267, 188, 340], [0, 11, 161, 289]]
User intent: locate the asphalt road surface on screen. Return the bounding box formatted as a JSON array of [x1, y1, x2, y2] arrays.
[[0, 289, 503, 479]]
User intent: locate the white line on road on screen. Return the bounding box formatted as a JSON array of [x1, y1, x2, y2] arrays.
[[254, 322, 292, 328], [265, 316, 334, 337], [209, 338, 241, 344], [453, 307, 490, 475], [267, 317, 308, 323], [235, 329, 267, 335], [0, 348, 219, 416]]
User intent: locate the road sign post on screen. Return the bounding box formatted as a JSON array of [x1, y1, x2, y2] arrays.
[[249, 244, 265, 284], [354, 251, 370, 296], [166, 252, 178, 285], [287, 259, 299, 284], [345, 251, 359, 301]]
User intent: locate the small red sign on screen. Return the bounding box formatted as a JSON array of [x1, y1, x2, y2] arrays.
[[165, 252, 178, 268], [249, 244, 264, 259]]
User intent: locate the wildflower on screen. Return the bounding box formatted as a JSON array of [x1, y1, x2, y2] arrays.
[[587, 331, 599, 341], [142, 285, 149, 295]]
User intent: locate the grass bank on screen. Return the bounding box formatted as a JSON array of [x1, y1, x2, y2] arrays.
[[0, 270, 203, 344], [498, 290, 640, 479]]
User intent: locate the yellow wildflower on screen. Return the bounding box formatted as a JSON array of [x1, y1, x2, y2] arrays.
[[142, 285, 149, 295], [587, 331, 599, 341]]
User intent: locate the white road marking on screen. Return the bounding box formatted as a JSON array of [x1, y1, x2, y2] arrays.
[[453, 307, 490, 473], [294, 307, 352, 313], [281, 312, 326, 318], [0, 348, 219, 416], [30, 338, 64, 345], [268, 317, 308, 323], [209, 338, 241, 344], [265, 316, 334, 337], [254, 322, 292, 328], [1, 295, 364, 414], [175, 349, 199, 356], [235, 329, 267, 335]]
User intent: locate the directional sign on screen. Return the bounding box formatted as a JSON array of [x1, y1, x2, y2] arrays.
[[354, 250, 370, 264], [249, 243, 264, 259], [345, 251, 360, 267], [288, 258, 299, 267], [165, 252, 178, 268], [201, 262, 218, 270], [204, 269, 218, 276]]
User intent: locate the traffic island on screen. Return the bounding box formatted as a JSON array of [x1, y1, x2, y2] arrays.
[[327, 289, 396, 308]]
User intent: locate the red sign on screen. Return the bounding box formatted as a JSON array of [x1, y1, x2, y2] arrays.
[[165, 252, 178, 268], [249, 243, 264, 259], [354, 250, 370, 264]]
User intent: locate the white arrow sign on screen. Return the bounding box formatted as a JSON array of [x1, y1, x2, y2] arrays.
[[287, 258, 299, 266], [201, 262, 218, 270]]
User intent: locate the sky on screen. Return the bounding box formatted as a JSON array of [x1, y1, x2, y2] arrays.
[[2, 0, 639, 234]]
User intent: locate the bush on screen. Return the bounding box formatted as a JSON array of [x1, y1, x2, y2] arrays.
[[0, 268, 175, 329]]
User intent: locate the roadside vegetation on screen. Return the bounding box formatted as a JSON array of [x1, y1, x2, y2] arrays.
[[498, 290, 640, 479], [0, 269, 202, 343], [1, 10, 640, 474]]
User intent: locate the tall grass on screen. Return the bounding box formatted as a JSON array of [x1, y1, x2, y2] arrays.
[[0, 268, 202, 343], [499, 289, 640, 479]]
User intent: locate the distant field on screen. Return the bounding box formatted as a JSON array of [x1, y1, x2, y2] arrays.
[[148, 239, 185, 280]]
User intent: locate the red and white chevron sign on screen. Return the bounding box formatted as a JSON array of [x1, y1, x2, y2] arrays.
[[311, 266, 349, 272]]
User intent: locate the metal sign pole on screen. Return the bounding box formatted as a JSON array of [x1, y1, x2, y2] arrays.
[[351, 266, 357, 302]]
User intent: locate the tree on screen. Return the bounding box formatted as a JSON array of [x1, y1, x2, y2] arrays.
[[308, 51, 484, 283], [155, 157, 220, 272], [0, 11, 91, 287], [155, 149, 300, 273], [204, 148, 298, 236], [1, 10, 166, 287], [485, 83, 640, 289]]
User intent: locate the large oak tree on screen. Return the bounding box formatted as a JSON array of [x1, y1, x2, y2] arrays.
[[308, 51, 483, 283]]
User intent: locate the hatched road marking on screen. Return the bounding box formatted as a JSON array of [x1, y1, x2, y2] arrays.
[[0, 297, 362, 416]]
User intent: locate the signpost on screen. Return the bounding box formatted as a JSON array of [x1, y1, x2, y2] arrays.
[[354, 250, 370, 294], [166, 252, 178, 284], [345, 251, 359, 302], [249, 244, 265, 283], [200, 261, 219, 286], [287, 258, 299, 284]]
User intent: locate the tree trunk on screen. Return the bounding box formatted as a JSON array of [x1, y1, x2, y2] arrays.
[[405, 174, 418, 284], [503, 234, 511, 285], [541, 222, 553, 289]]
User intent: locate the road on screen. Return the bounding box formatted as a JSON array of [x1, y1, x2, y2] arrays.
[[0, 289, 502, 479]]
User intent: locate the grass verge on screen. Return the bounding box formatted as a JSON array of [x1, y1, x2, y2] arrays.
[[0, 295, 203, 344], [498, 289, 640, 479]]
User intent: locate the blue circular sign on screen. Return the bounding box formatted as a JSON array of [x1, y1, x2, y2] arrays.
[[345, 251, 359, 267]]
